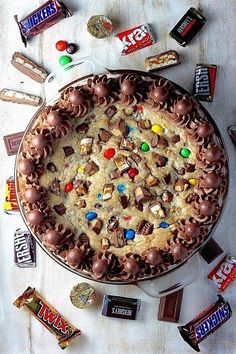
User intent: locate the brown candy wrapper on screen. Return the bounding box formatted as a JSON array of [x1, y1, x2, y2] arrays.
[[14, 287, 81, 349]]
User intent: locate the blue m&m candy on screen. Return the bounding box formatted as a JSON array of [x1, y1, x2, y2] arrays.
[[117, 184, 125, 192], [97, 193, 103, 200], [125, 229, 135, 240], [159, 221, 170, 229], [85, 212, 97, 220]]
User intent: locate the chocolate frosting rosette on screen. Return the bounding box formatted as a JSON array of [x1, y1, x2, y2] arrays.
[[59, 86, 92, 116], [25, 203, 55, 235], [25, 127, 53, 159], [142, 248, 168, 276], [91, 250, 119, 280], [190, 195, 220, 224], [168, 95, 198, 127], [145, 78, 175, 110], [186, 118, 214, 145], [118, 73, 147, 106], [42, 224, 75, 253], [18, 152, 44, 184], [119, 253, 144, 280], [174, 218, 208, 248], [21, 184, 46, 209], [197, 143, 226, 172], [41, 104, 72, 138]]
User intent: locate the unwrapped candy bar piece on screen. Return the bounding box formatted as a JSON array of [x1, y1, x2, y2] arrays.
[[145, 50, 180, 72], [11, 52, 48, 83], [0, 88, 41, 106]]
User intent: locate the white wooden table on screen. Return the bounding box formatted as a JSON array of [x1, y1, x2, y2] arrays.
[[1, 1, 236, 353]]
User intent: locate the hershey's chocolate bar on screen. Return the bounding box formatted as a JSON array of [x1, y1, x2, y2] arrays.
[[14, 229, 36, 267], [158, 289, 183, 323], [3, 131, 24, 156], [193, 64, 217, 101], [101, 295, 141, 320], [200, 238, 223, 264]]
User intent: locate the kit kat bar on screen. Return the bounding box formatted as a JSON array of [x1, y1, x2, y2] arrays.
[[158, 288, 183, 323], [200, 238, 223, 264]]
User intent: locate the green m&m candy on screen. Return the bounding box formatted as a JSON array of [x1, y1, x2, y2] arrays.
[[180, 148, 191, 158], [140, 142, 150, 152], [59, 55, 72, 66]]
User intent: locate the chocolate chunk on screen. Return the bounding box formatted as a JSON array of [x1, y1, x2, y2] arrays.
[[151, 135, 168, 148], [135, 201, 143, 211], [135, 187, 153, 203], [146, 175, 159, 187], [80, 137, 93, 155], [174, 179, 189, 192], [101, 238, 110, 249], [151, 135, 159, 148], [130, 153, 142, 165], [63, 146, 74, 157], [46, 162, 57, 172], [137, 119, 151, 130], [110, 169, 121, 180], [107, 216, 119, 231], [105, 105, 117, 118], [114, 155, 130, 173], [158, 289, 183, 323], [119, 194, 129, 209], [94, 203, 102, 208], [75, 180, 89, 196], [76, 199, 86, 208], [185, 193, 197, 203], [177, 167, 185, 175], [162, 173, 171, 185], [200, 238, 223, 264], [84, 161, 99, 176], [154, 153, 168, 167], [50, 178, 60, 195], [136, 220, 154, 235], [76, 123, 89, 134], [185, 163, 195, 172], [91, 218, 103, 235], [119, 137, 135, 151], [109, 118, 127, 137], [149, 202, 166, 218], [113, 228, 126, 247], [98, 128, 112, 142], [53, 203, 66, 215], [103, 183, 114, 201], [170, 134, 180, 144], [162, 191, 173, 203]]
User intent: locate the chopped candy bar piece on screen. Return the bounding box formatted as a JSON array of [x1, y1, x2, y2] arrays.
[[162, 191, 173, 203], [98, 128, 112, 142], [80, 137, 93, 155], [149, 202, 166, 218], [103, 183, 114, 201], [101, 238, 110, 249], [162, 173, 171, 185], [174, 179, 189, 192], [107, 215, 119, 231], [76, 199, 86, 208], [119, 194, 129, 209], [76, 123, 89, 134], [135, 187, 153, 203], [137, 120, 151, 130], [105, 105, 117, 118], [114, 155, 130, 173], [119, 137, 135, 151], [171, 134, 180, 144], [84, 161, 99, 176], [146, 175, 159, 187], [154, 153, 168, 167], [113, 229, 126, 247], [53, 203, 66, 215], [50, 178, 61, 196], [110, 169, 121, 180], [75, 181, 90, 196], [130, 153, 142, 165], [46, 162, 57, 172], [136, 220, 154, 235], [109, 118, 127, 137], [63, 146, 74, 157], [185, 163, 195, 172], [91, 218, 103, 235]]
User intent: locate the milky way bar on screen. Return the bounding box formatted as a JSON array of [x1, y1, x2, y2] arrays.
[[14, 229, 36, 268], [14, 1, 72, 46], [193, 64, 217, 102], [11, 52, 48, 83], [145, 50, 180, 72], [178, 295, 232, 352], [14, 287, 81, 349], [169, 7, 206, 46], [102, 295, 141, 320], [0, 89, 41, 106]]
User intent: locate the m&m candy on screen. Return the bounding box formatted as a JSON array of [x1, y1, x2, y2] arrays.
[[85, 212, 97, 220], [140, 142, 150, 152], [128, 168, 139, 179], [55, 40, 68, 51], [65, 182, 73, 192], [159, 221, 169, 229], [151, 124, 164, 134], [189, 178, 196, 186], [117, 184, 126, 192], [97, 193, 103, 200], [66, 43, 77, 54], [125, 229, 135, 240], [59, 55, 72, 66], [180, 148, 191, 158], [104, 148, 116, 159]]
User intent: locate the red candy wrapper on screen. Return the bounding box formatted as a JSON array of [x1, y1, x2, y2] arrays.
[[4, 177, 19, 214], [116, 24, 155, 55], [208, 253, 236, 292]]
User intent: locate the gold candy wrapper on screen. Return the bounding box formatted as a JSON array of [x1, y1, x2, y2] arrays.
[[70, 282, 95, 309], [14, 287, 81, 349]]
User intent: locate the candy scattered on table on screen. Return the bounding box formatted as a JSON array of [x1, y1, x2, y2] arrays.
[[11, 52, 48, 83], [193, 64, 217, 102], [70, 282, 95, 309], [178, 295, 232, 352], [87, 15, 113, 39], [4, 177, 19, 214], [66, 43, 77, 54], [180, 148, 191, 158], [200, 238, 223, 264], [85, 212, 97, 220], [169, 7, 206, 47], [3, 131, 24, 156], [59, 55, 72, 66], [145, 50, 181, 72], [208, 253, 236, 292], [14, 287, 81, 349], [55, 40, 68, 51], [102, 295, 141, 320], [116, 23, 155, 55], [0, 88, 41, 106], [158, 289, 183, 323], [14, 229, 36, 268], [14, 0, 72, 46]]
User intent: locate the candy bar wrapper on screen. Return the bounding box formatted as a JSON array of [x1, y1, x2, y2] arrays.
[[4, 177, 19, 214], [14, 229, 36, 268], [14, 287, 81, 349], [178, 295, 232, 352], [208, 253, 236, 292], [116, 24, 155, 55], [14, 0, 72, 46]]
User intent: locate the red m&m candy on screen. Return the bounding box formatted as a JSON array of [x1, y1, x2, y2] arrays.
[[65, 182, 73, 192], [56, 40, 68, 51], [104, 148, 116, 159], [128, 167, 139, 179]]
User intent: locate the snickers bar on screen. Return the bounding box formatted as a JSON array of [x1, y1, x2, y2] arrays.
[[14, 229, 36, 268], [178, 295, 232, 352], [193, 64, 217, 101], [169, 7, 206, 46], [14, 1, 72, 46], [102, 295, 141, 320]]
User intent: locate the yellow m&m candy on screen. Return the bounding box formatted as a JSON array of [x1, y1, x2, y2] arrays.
[[151, 124, 164, 134], [78, 166, 84, 174], [189, 178, 196, 186]]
